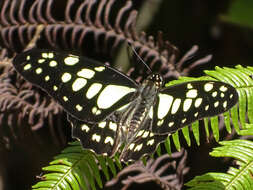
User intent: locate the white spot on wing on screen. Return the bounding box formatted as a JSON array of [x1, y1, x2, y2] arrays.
[[94, 66, 105, 72], [136, 130, 144, 137], [171, 98, 181, 114], [105, 137, 114, 145], [129, 143, 135, 150], [157, 120, 164, 126], [219, 85, 228, 92], [42, 53, 48, 58], [49, 60, 57, 67], [92, 134, 101, 142], [97, 85, 135, 109], [204, 83, 214, 92], [142, 131, 149, 138], [187, 83, 193, 89], [86, 83, 102, 99], [81, 124, 90, 132], [168, 122, 174, 127], [24, 64, 31, 70], [72, 78, 87, 91], [157, 94, 173, 119], [92, 107, 101, 115], [76, 104, 83, 111], [136, 130, 149, 138], [214, 101, 219, 107], [53, 85, 58, 91], [36, 67, 42, 74], [109, 122, 117, 131], [45, 75, 50, 81], [147, 139, 154, 146], [95, 110, 101, 115], [77, 68, 95, 79], [134, 144, 143, 151], [212, 91, 217, 97], [98, 121, 106, 128], [186, 89, 198, 98], [183, 99, 192, 112], [63, 96, 68, 102], [42, 52, 54, 58], [223, 101, 227, 108], [38, 59, 45, 63], [48, 53, 54, 58], [61, 73, 72, 83], [64, 56, 79, 65], [92, 107, 97, 114], [194, 98, 202, 108], [205, 105, 209, 111], [26, 55, 30, 60]]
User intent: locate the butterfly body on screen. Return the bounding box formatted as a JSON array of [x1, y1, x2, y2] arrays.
[[13, 49, 239, 162]]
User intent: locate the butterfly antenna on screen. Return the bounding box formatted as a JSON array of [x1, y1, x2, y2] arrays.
[[127, 41, 152, 73]]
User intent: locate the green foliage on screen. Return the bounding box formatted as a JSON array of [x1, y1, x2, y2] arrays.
[[186, 139, 253, 189], [221, 0, 253, 29], [32, 141, 121, 190]]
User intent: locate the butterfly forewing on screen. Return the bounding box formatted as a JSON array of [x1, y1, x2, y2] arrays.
[[13, 49, 138, 122], [152, 81, 238, 134]]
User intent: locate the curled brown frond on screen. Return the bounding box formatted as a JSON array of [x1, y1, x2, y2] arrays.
[[0, 0, 208, 78], [0, 59, 65, 146], [106, 150, 189, 190]]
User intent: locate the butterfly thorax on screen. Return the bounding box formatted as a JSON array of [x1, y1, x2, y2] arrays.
[[118, 74, 163, 143]]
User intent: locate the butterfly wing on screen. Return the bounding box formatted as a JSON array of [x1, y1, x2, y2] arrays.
[[152, 80, 238, 134], [68, 114, 120, 156], [13, 49, 138, 123]]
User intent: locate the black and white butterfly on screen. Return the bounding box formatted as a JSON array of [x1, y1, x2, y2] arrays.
[[13, 49, 238, 162]]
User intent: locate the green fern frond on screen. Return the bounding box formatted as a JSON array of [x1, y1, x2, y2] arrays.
[[160, 65, 253, 155], [32, 141, 120, 190], [185, 139, 253, 189]]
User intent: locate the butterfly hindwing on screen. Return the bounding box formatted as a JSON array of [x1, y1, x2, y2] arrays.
[[69, 114, 119, 156], [152, 80, 238, 134], [13, 49, 138, 123]]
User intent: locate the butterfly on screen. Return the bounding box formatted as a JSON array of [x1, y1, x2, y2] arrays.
[[13, 49, 238, 162]]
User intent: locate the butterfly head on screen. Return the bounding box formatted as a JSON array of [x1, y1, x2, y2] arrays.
[[146, 73, 163, 89]]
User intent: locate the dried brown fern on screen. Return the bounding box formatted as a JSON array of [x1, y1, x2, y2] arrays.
[[0, 55, 65, 144], [106, 150, 189, 190], [0, 0, 209, 77]]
